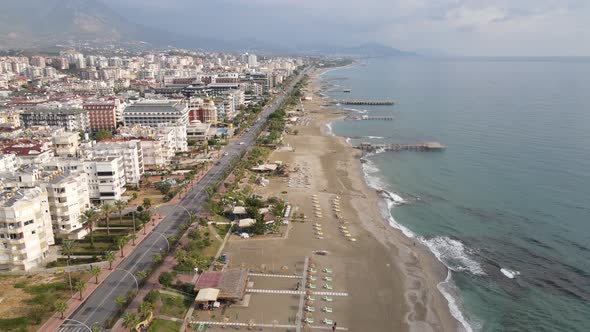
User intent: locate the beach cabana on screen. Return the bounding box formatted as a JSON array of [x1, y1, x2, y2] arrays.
[[195, 288, 220, 309]]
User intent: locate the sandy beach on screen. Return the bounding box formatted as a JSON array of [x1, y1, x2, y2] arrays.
[[201, 69, 459, 331]]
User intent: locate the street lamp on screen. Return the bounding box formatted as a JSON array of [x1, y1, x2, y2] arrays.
[[115, 268, 138, 291], [151, 231, 171, 252]]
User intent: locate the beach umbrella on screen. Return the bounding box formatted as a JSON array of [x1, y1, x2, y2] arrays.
[[306, 290, 313, 295], [306, 300, 314, 306]]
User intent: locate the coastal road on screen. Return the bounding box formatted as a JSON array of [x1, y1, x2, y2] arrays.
[[56, 67, 310, 332]]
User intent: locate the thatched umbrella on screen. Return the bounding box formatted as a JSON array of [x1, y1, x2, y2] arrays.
[[306, 300, 314, 306]]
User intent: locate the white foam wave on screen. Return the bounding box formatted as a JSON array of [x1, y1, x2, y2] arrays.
[[359, 153, 481, 332], [344, 107, 368, 114], [345, 137, 351, 145], [438, 272, 479, 332], [500, 268, 520, 279], [365, 136, 385, 139], [422, 236, 485, 276], [325, 122, 334, 136]]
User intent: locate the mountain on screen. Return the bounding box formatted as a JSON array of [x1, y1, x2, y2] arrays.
[[0, 0, 140, 49], [297, 42, 417, 57]]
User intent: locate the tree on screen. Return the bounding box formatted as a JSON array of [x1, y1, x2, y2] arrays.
[[142, 198, 152, 211], [54, 300, 67, 319], [90, 265, 101, 284], [105, 251, 116, 270], [95, 129, 113, 141], [122, 312, 139, 331], [129, 233, 137, 246], [101, 203, 114, 235], [136, 270, 147, 285], [138, 301, 155, 319], [115, 295, 127, 312], [152, 253, 163, 264], [80, 209, 98, 247], [114, 200, 128, 224], [158, 271, 173, 287], [117, 236, 128, 257], [91, 325, 102, 332], [74, 280, 87, 300], [61, 240, 75, 265]]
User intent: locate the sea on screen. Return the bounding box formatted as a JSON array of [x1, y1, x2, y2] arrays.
[[320, 57, 590, 332]]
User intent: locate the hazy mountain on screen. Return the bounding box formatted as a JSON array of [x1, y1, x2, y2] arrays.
[[0, 0, 140, 49], [0, 0, 415, 56]]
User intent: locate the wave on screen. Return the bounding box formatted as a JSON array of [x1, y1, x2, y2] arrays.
[[438, 272, 480, 332], [325, 122, 334, 136], [422, 236, 485, 276], [500, 268, 521, 279], [359, 154, 481, 332], [344, 107, 369, 114]]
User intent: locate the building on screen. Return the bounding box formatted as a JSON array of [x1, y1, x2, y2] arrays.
[[188, 98, 217, 124], [0, 187, 54, 271], [123, 100, 189, 127], [0, 154, 18, 172], [90, 140, 144, 186], [84, 156, 126, 203], [139, 139, 167, 169], [13, 168, 90, 239], [1, 142, 54, 166], [83, 100, 122, 132], [157, 123, 188, 152], [52, 131, 79, 157], [20, 109, 89, 132], [186, 121, 211, 144], [247, 54, 258, 67]]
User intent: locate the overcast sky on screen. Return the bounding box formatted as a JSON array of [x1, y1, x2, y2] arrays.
[[102, 0, 590, 56]]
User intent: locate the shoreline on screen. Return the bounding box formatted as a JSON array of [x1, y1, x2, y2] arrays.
[[314, 67, 462, 331]]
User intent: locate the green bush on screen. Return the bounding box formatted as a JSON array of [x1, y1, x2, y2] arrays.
[[159, 272, 173, 287]]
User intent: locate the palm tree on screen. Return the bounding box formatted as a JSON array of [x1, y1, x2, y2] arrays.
[[91, 325, 102, 332], [129, 233, 137, 246], [138, 301, 155, 319], [54, 300, 67, 319], [117, 236, 128, 257], [122, 312, 139, 331], [105, 251, 116, 270], [135, 270, 147, 285], [80, 209, 98, 247], [114, 200, 127, 225], [61, 240, 75, 266], [142, 198, 152, 211], [90, 265, 101, 284], [152, 253, 163, 264], [115, 295, 126, 312], [74, 280, 86, 300], [101, 203, 114, 235]]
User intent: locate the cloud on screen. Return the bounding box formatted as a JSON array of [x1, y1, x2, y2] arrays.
[[101, 0, 590, 55]]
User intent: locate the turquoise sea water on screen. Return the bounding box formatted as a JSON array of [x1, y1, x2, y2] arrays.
[[322, 57, 590, 332]]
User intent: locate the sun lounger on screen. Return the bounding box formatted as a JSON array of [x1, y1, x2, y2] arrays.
[[308, 283, 317, 289], [306, 296, 316, 301], [322, 296, 333, 302], [323, 284, 333, 290], [323, 318, 333, 325], [305, 306, 315, 312], [322, 268, 333, 273], [308, 276, 317, 281], [305, 317, 315, 324], [323, 276, 333, 282], [323, 307, 333, 313]]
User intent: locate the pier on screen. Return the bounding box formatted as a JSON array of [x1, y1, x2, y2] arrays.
[[330, 100, 395, 105], [355, 142, 446, 152], [345, 115, 394, 121]]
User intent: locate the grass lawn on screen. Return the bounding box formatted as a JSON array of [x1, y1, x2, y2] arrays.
[[147, 318, 181, 332], [158, 293, 190, 319]]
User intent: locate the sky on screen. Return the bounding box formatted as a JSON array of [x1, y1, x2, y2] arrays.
[[102, 0, 590, 56]]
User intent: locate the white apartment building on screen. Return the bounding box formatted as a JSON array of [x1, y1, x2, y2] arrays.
[[84, 156, 126, 203], [10, 168, 90, 239], [139, 139, 167, 169], [187, 121, 211, 144], [90, 140, 144, 186], [52, 131, 80, 157], [156, 123, 188, 152], [0, 187, 54, 271]]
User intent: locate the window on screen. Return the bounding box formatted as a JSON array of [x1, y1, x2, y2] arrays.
[[24, 220, 34, 226]]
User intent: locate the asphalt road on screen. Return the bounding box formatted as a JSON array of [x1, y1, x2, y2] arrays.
[[57, 67, 310, 331]]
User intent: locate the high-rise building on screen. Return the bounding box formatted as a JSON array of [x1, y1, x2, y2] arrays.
[[123, 100, 189, 127], [0, 187, 54, 271], [31, 56, 46, 68], [248, 54, 258, 67]]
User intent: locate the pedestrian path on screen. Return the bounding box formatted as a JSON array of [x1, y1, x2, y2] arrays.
[[246, 288, 348, 296], [190, 321, 348, 330], [248, 272, 303, 279]]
